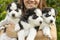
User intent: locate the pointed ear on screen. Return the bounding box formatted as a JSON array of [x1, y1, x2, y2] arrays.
[[25, 9, 31, 17], [42, 7, 51, 14], [42, 8, 47, 14], [6, 4, 11, 10], [26, 8, 36, 15], [17, 3, 23, 9], [55, 9, 58, 16]]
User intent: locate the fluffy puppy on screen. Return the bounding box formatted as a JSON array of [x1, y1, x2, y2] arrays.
[[18, 8, 43, 40], [0, 2, 22, 40], [39, 7, 56, 40]]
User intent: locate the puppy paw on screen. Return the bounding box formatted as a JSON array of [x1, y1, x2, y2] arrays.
[[14, 24, 20, 31], [44, 34, 52, 40], [14, 27, 20, 31], [48, 35, 52, 40]]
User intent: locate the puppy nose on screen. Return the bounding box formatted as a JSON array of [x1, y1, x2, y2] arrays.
[[12, 14, 15, 17], [50, 20, 53, 23], [40, 21, 42, 24]]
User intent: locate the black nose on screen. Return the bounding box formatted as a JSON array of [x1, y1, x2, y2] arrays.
[[40, 21, 42, 24], [50, 20, 53, 23], [12, 14, 15, 17]]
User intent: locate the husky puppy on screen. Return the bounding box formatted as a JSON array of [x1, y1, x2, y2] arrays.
[[18, 8, 43, 40], [0, 2, 22, 40], [39, 7, 56, 39]]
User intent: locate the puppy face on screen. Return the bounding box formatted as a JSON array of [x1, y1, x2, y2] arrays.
[[7, 2, 22, 18], [42, 8, 56, 24], [25, 8, 43, 26]]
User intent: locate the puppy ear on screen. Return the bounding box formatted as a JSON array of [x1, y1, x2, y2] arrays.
[[26, 8, 36, 15], [55, 9, 58, 16], [25, 9, 32, 16], [6, 4, 11, 10], [34, 8, 42, 16], [51, 8, 58, 16], [17, 3, 23, 9], [42, 8, 47, 14], [42, 8, 51, 14]]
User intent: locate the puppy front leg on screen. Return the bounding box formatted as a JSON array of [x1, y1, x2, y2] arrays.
[[0, 19, 8, 30], [27, 28, 37, 40], [43, 27, 52, 39], [15, 24, 20, 31], [0, 16, 8, 27], [18, 30, 25, 40]]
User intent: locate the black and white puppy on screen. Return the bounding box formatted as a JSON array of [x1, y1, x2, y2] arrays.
[[0, 2, 22, 40], [39, 7, 56, 39], [18, 8, 43, 40], [0, 2, 22, 31]]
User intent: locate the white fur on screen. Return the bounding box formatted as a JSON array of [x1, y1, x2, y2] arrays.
[[18, 28, 37, 40], [39, 22, 52, 39], [10, 2, 17, 10], [34, 9, 42, 16], [26, 28, 36, 40]]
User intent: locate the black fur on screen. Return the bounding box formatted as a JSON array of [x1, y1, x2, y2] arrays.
[[19, 8, 39, 30], [4, 27, 6, 32], [42, 7, 57, 15], [15, 9, 19, 12], [42, 7, 55, 17], [34, 26, 39, 31], [32, 14, 38, 19], [45, 14, 51, 17], [7, 2, 22, 12], [20, 15, 28, 23], [19, 21, 24, 30], [16, 37, 18, 40], [7, 3, 11, 12], [42, 8, 51, 14], [16, 3, 22, 9], [7, 3, 11, 10], [21, 8, 38, 22]]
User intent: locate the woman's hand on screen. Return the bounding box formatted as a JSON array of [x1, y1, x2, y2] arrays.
[[4, 22, 15, 28], [5, 22, 17, 38]]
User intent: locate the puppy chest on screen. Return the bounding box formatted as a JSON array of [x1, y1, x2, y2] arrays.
[[20, 21, 32, 30]]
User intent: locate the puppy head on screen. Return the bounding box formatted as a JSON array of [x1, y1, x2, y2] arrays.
[[7, 2, 22, 18], [42, 7, 56, 24], [25, 8, 43, 26]]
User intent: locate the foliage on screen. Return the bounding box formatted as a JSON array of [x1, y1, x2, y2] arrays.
[[0, 11, 6, 21]]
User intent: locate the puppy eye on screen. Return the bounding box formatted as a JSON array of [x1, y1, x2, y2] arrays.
[[53, 16, 55, 18], [9, 9, 12, 12], [45, 14, 51, 17], [32, 15, 38, 19], [15, 9, 19, 12]]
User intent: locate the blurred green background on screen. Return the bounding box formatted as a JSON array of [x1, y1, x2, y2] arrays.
[[0, 0, 60, 40]]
